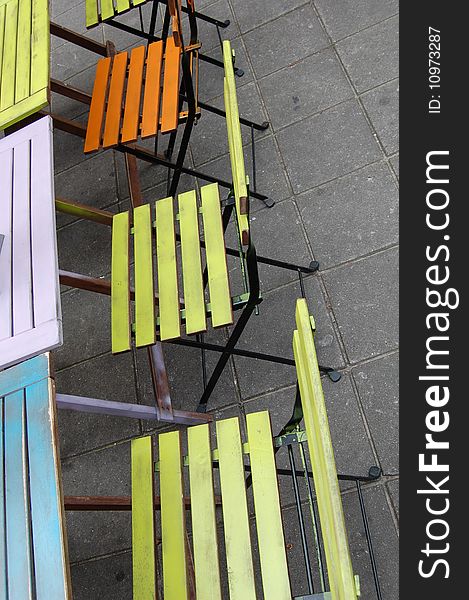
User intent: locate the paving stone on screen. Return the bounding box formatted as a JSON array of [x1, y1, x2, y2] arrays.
[[53, 125, 91, 175], [51, 65, 97, 121], [54, 152, 118, 225], [57, 216, 113, 277], [51, 0, 81, 18], [197, 0, 219, 8], [228, 198, 313, 291], [234, 277, 344, 400], [244, 5, 329, 78], [51, 41, 102, 81], [259, 47, 353, 131], [387, 479, 399, 518], [282, 503, 320, 596], [197, 134, 291, 205], [277, 99, 381, 193], [336, 16, 399, 93], [362, 79, 399, 155], [323, 248, 399, 363], [191, 82, 268, 167], [57, 352, 140, 457], [353, 353, 399, 474], [315, 0, 399, 41], [390, 153, 399, 178], [194, 0, 239, 53], [343, 484, 399, 599], [198, 37, 254, 101], [54, 3, 104, 41], [54, 288, 111, 369], [70, 552, 133, 600], [62, 441, 133, 565], [297, 162, 398, 268], [231, 0, 309, 34], [66, 512, 132, 563], [61, 439, 131, 495]]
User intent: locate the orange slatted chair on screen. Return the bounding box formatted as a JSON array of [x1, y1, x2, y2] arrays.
[[83, 1, 199, 197]]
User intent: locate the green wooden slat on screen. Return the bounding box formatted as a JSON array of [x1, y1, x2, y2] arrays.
[[216, 417, 256, 600], [15, 0, 31, 102], [200, 184, 233, 328], [100, 0, 115, 21], [0, 5, 5, 96], [131, 436, 157, 600], [222, 41, 249, 244], [155, 197, 180, 341], [30, 0, 49, 95], [246, 411, 292, 600], [134, 204, 156, 347], [111, 212, 131, 353], [294, 299, 358, 600], [187, 424, 222, 600], [85, 0, 99, 27], [115, 0, 130, 15], [0, 0, 18, 111], [159, 431, 189, 599], [178, 190, 206, 335]]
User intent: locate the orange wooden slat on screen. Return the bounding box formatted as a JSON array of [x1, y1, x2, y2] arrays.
[[103, 52, 128, 149], [84, 57, 112, 153], [121, 45, 146, 144], [141, 41, 163, 139], [160, 36, 181, 134]]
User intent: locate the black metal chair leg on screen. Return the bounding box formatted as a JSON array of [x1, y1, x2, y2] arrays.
[[197, 303, 256, 412]]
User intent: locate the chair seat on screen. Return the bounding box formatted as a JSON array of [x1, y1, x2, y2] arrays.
[[132, 411, 291, 599], [0, 354, 71, 599], [85, 0, 147, 28], [0, 0, 49, 130], [112, 183, 236, 352], [84, 38, 199, 153]]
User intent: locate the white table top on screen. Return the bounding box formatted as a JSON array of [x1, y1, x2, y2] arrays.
[[0, 116, 62, 370]]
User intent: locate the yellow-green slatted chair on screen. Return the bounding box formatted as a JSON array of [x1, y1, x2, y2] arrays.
[[130, 299, 360, 600], [0, 0, 49, 130], [110, 180, 262, 412]]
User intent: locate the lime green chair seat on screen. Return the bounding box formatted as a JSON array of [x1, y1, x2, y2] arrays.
[[111, 183, 241, 352]]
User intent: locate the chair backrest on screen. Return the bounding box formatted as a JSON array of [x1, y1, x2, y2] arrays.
[[293, 298, 358, 600], [132, 410, 291, 599], [0, 0, 49, 130], [222, 40, 250, 246], [111, 183, 234, 352], [0, 353, 71, 599], [0, 116, 62, 371]]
